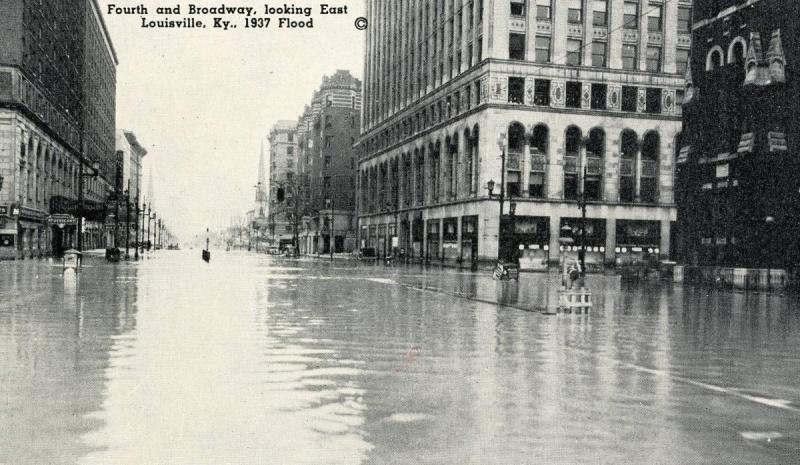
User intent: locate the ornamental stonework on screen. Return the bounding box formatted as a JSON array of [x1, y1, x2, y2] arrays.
[[550, 80, 565, 107]]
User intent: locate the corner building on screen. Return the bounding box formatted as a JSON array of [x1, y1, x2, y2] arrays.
[[0, 0, 117, 259], [675, 0, 800, 286], [296, 70, 362, 255], [358, 0, 688, 269]]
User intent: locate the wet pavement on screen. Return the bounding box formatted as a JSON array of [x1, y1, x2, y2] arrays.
[[1, 250, 799, 464]]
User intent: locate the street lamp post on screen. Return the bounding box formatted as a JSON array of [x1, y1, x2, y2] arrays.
[[765, 215, 775, 291], [326, 197, 334, 261], [487, 134, 508, 263]]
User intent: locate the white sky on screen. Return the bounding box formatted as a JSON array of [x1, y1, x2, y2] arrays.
[[101, 1, 366, 241]]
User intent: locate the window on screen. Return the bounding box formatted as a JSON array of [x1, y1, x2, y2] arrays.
[[675, 89, 685, 113], [646, 46, 662, 72], [564, 127, 582, 200], [287, 132, 294, 142], [536, 0, 551, 19], [566, 39, 582, 66], [567, 0, 582, 23], [591, 41, 606, 67], [510, 1, 525, 16], [622, 86, 638, 112], [509, 33, 526, 60], [591, 83, 607, 110], [566, 81, 581, 108], [623, 2, 638, 29], [593, 0, 608, 26], [475, 80, 481, 103], [678, 7, 692, 33], [535, 36, 551, 62], [645, 88, 661, 113], [287, 146, 294, 155], [326, 95, 332, 107], [622, 44, 638, 70], [647, 5, 662, 32], [508, 77, 525, 104], [534, 79, 550, 106], [325, 136, 333, 148], [676, 48, 689, 75]]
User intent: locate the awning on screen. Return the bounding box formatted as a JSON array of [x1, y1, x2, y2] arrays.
[[18, 220, 44, 229], [737, 133, 754, 154]]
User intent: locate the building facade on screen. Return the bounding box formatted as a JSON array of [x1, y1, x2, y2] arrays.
[[358, 0, 688, 269], [675, 0, 799, 284], [0, 0, 117, 258], [296, 70, 362, 255], [114, 130, 147, 248], [267, 120, 299, 249]]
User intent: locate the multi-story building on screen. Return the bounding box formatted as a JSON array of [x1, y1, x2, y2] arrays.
[[0, 0, 117, 258], [252, 141, 269, 251], [115, 130, 147, 247], [267, 120, 299, 249], [675, 0, 799, 287], [296, 70, 362, 255], [358, 0, 688, 269]]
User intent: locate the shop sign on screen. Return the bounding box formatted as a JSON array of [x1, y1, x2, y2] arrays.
[[48, 214, 77, 228]]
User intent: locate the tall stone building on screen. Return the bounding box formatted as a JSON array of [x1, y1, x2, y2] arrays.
[[0, 0, 117, 258], [675, 0, 799, 286], [358, 0, 688, 269], [267, 120, 299, 249], [296, 70, 362, 255]]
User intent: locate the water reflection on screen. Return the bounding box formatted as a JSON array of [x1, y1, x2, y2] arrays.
[[0, 254, 799, 464], [0, 259, 137, 465]]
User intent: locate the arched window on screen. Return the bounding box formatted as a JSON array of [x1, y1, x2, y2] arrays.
[[506, 123, 525, 197], [641, 132, 660, 203], [620, 129, 638, 202], [529, 124, 548, 198], [585, 128, 605, 201], [728, 37, 747, 66], [705, 46, 724, 71]]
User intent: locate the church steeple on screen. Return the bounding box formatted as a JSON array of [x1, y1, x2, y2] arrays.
[[255, 139, 268, 217]]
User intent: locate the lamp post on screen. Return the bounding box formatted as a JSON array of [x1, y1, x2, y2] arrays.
[[77, 160, 100, 252], [326, 197, 333, 260], [577, 165, 588, 276], [485, 133, 508, 263], [146, 210, 152, 251], [124, 187, 131, 259], [765, 215, 775, 291], [559, 224, 575, 287]]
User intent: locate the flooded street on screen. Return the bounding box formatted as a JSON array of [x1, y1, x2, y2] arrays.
[[1, 251, 800, 464]]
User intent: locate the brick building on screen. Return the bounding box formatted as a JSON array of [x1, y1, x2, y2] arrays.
[[296, 70, 362, 255], [358, 0, 688, 269], [675, 0, 800, 287], [267, 120, 299, 249], [0, 0, 117, 258]]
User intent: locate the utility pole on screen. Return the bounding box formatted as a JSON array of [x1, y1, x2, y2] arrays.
[[134, 196, 140, 260], [125, 179, 131, 259]]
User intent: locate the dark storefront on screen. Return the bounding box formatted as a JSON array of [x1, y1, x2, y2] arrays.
[[616, 220, 660, 267]]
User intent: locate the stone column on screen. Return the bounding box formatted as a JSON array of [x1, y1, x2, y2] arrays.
[[521, 137, 531, 197], [605, 217, 617, 267], [549, 214, 562, 267], [660, 220, 671, 261], [634, 138, 643, 202]]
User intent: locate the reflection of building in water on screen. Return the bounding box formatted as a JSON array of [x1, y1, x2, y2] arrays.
[[675, 0, 800, 286], [357, 0, 687, 270], [0, 263, 137, 464]]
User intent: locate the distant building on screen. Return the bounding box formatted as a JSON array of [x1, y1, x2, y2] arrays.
[[115, 130, 147, 246], [675, 0, 800, 285], [296, 70, 362, 255], [267, 120, 299, 249], [357, 0, 687, 268], [0, 0, 118, 258]]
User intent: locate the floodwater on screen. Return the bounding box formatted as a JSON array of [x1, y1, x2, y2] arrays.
[[1, 251, 799, 464]]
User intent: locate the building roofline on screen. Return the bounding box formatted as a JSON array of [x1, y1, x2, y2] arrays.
[[122, 130, 148, 156], [91, 0, 120, 65]]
